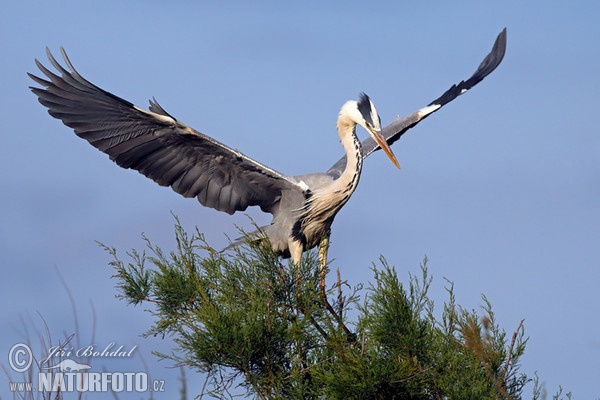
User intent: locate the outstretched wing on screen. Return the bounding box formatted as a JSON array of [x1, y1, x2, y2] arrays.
[[327, 28, 507, 178], [29, 48, 301, 215]]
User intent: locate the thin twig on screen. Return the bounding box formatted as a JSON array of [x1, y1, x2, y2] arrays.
[[502, 319, 525, 378], [199, 367, 212, 398], [322, 295, 354, 340], [336, 268, 344, 316]]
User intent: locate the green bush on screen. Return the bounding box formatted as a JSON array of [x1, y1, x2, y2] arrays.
[[103, 220, 564, 400]]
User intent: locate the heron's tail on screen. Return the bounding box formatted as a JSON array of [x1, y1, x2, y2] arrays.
[[220, 225, 269, 255]]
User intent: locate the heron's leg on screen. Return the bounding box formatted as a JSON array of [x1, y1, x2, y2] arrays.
[[317, 234, 330, 297], [316, 234, 353, 338], [289, 240, 303, 297], [289, 241, 303, 266]]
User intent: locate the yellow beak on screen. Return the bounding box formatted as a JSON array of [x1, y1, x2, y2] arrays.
[[370, 128, 400, 169]]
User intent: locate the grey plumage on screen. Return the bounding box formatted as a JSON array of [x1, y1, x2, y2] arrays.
[[28, 29, 506, 273], [30, 52, 296, 216]]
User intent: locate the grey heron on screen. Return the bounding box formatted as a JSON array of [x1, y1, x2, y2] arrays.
[[29, 29, 506, 291]]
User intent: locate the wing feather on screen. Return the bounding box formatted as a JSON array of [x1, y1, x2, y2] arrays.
[[29, 48, 300, 215], [327, 28, 507, 178]]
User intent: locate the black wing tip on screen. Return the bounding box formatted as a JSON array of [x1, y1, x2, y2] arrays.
[[498, 27, 507, 47], [428, 27, 508, 107], [479, 27, 508, 76], [26, 71, 42, 85], [494, 27, 508, 66], [29, 47, 69, 83]]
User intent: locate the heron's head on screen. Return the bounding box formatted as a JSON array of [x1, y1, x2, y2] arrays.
[[340, 93, 400, 168]]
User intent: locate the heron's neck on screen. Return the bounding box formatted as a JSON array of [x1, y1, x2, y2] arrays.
[[336, 118, 363, 190]]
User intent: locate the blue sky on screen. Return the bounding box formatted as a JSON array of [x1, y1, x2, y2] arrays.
[[1, 1, 599, 398]]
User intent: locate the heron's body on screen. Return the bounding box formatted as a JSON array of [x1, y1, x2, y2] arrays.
[[28, 29, 506, 279], [272, 107, 366, 261]]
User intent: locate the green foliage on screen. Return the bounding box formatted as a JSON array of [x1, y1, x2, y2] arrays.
[[104, 220, 545, 399]]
